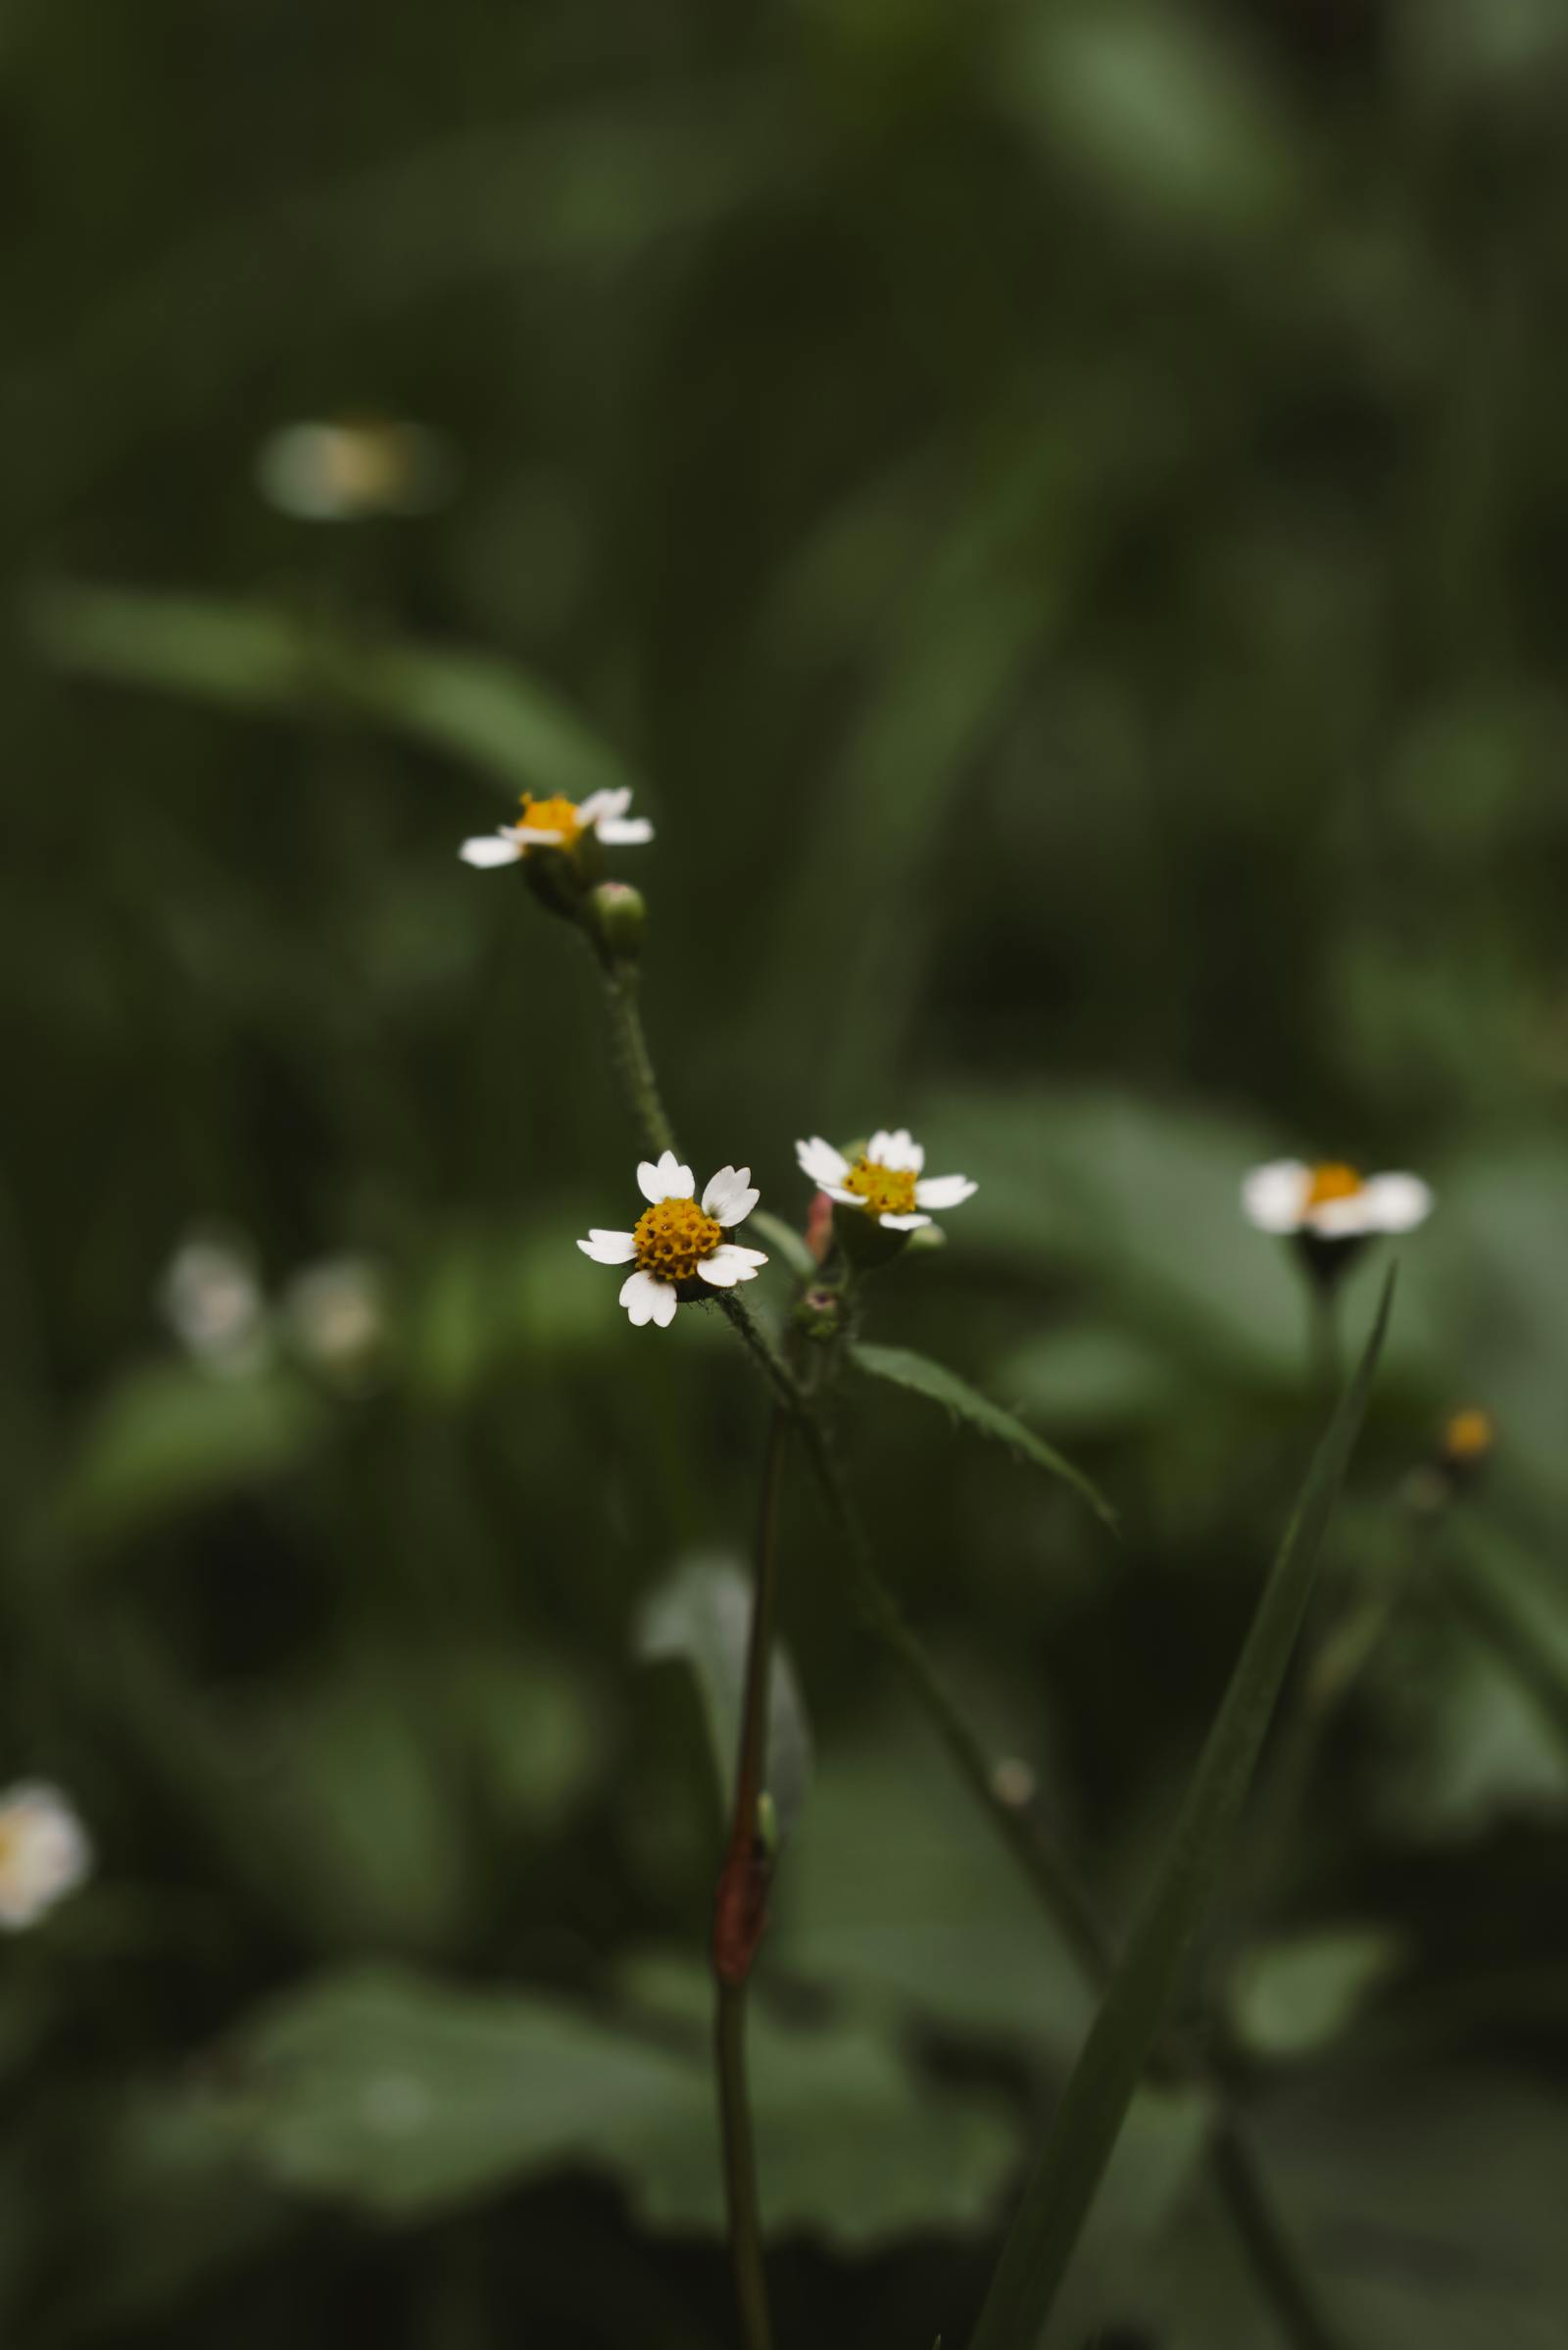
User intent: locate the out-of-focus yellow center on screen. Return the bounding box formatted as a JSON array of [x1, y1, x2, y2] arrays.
[[514, 793, 583, 849], [1443, 1408, 1495, 1462], [321, 423, 413, 508], [843, 1157, 919, 1218], [634, 1198, 722, 1282], [1304, 1161, 1363, 1209]]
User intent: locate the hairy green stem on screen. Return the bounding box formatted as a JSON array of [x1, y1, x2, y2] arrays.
[[584, 935, 1343, 2350]]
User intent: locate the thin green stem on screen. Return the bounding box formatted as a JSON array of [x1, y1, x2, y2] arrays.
[[715, 1983, 773, 2350], [582, 933, 1344, 2350], [1308, 1283, 1341, 1401], [711, 1407, 789, 2350], [597, 953, 677, 1158]]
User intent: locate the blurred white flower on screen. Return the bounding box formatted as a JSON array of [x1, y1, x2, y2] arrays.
[[158, 1231, 267, 1374], [255, 416, 456, 521], [282, 1257, 387, 1384], [795, 1129, 977, 1232], [1242, 1160, 1434, 1240], [0, 1783, 92, 1932], [577, 1151, 767, 1329], [459, 788, 653, 870]]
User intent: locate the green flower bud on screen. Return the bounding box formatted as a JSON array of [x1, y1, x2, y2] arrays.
[[587, 880, 648, 959]]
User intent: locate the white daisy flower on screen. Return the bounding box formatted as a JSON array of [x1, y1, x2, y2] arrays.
[[459, 788, 654, 870], [157, 1230, 268, 1375], [577, 1152, 768, 1329], [0, 1783, 93, 1933], [255, 416, 455, 521], [1242, 1160, 1434, 1241], [795, 1128, 977, 1232]]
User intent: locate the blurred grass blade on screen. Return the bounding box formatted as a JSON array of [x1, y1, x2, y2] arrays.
[[968, 1268, 1395, 2350], [28, 580, 635, 802], [849, 1341, 1116, 1532]]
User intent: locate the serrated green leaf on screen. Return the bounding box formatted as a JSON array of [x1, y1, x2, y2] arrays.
[[969, 1269, 1394, 2350], [29, 581, 633, 804], [637, 1553, 812, 1838], [224, 1961, 1017, 2246], [849, 1341, 1116, 1532]]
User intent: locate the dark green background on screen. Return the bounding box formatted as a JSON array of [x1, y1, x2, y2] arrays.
[[6, 2, 1568, 2343]]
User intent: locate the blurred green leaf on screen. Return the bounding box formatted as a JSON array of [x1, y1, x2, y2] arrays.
[[637, 1553, 812, 1838], [226, 1962, 1018, 2246], [1232, 1929, 1404, 2062], [781, 1717, 1092, 2059], [970, 1271, 1393, 2349], [746, 1210, 816, 1283], [1439, 1516, 1568, 1763], [849, 1341, 1116, 1531], [29, 582, 635, 804], [56, 1362, 325, 1543]]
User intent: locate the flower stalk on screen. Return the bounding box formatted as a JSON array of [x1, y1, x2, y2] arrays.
[[711, 1405, 790, 2350]]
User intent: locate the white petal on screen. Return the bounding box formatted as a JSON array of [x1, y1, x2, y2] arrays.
[[0, 1783, 92, 1929], [575, 788, 628, 826], [514, 825, 565, 845], [596, 818, 654, 846], [637, 1152, 695, 1205], [796, 1137, 851, 1188], [702, 1164, 748, 1218], [822, 1185, 864, 1206], [619, 1268, 674, 1326], [1361, 1172, 1435, 1234], [702, 1165, 760, 1227], [883, 1128, 923, 1172], [718, 1245, 768, 1267], [459, 834, 523, 868], [878, 1211, 932, 1231], [577, 1229, 638, 1264], [1242, 1160, 1309, 1233], [1308, 1195, 1376, 1238], [866, 1129, 895, 1165], [914, 1173, 975, 1210], [697, 1247, 761, 1287]]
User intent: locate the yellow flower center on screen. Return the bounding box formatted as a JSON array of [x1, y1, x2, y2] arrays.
[[1304, 1161, 1363, 1209], [1443, 1408, 1494, 1463], [514, 793, 583, 849], [634, 1197, 723, 1282], [843, 1156, 919, 1218]]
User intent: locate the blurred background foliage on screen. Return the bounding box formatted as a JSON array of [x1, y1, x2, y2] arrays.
[[7, 0, 1568, 2343]]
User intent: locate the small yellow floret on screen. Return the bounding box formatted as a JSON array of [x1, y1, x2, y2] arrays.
[[843, 1157, 919, 1218], [634, 1198, 722, 1283], [514, 793, 583, 849], [1443, 1408, 1495, 1463], [1304, 1161, 1363, 1209]]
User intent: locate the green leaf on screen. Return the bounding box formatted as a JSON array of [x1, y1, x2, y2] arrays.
[[55, 1362, 325, 1544], [1438, 1514, 1568, 1765], [637, 1553, 812, 1838], [224, 1961, 1018, 2247], [849, 1341, 1116, 1532], [1232, 1928, 1405, 2062], [28, 581, 634, 803], [968, 1268, 1395, 2350]]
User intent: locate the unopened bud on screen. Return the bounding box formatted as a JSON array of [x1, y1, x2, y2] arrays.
[[587, 880, 647, 958]]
